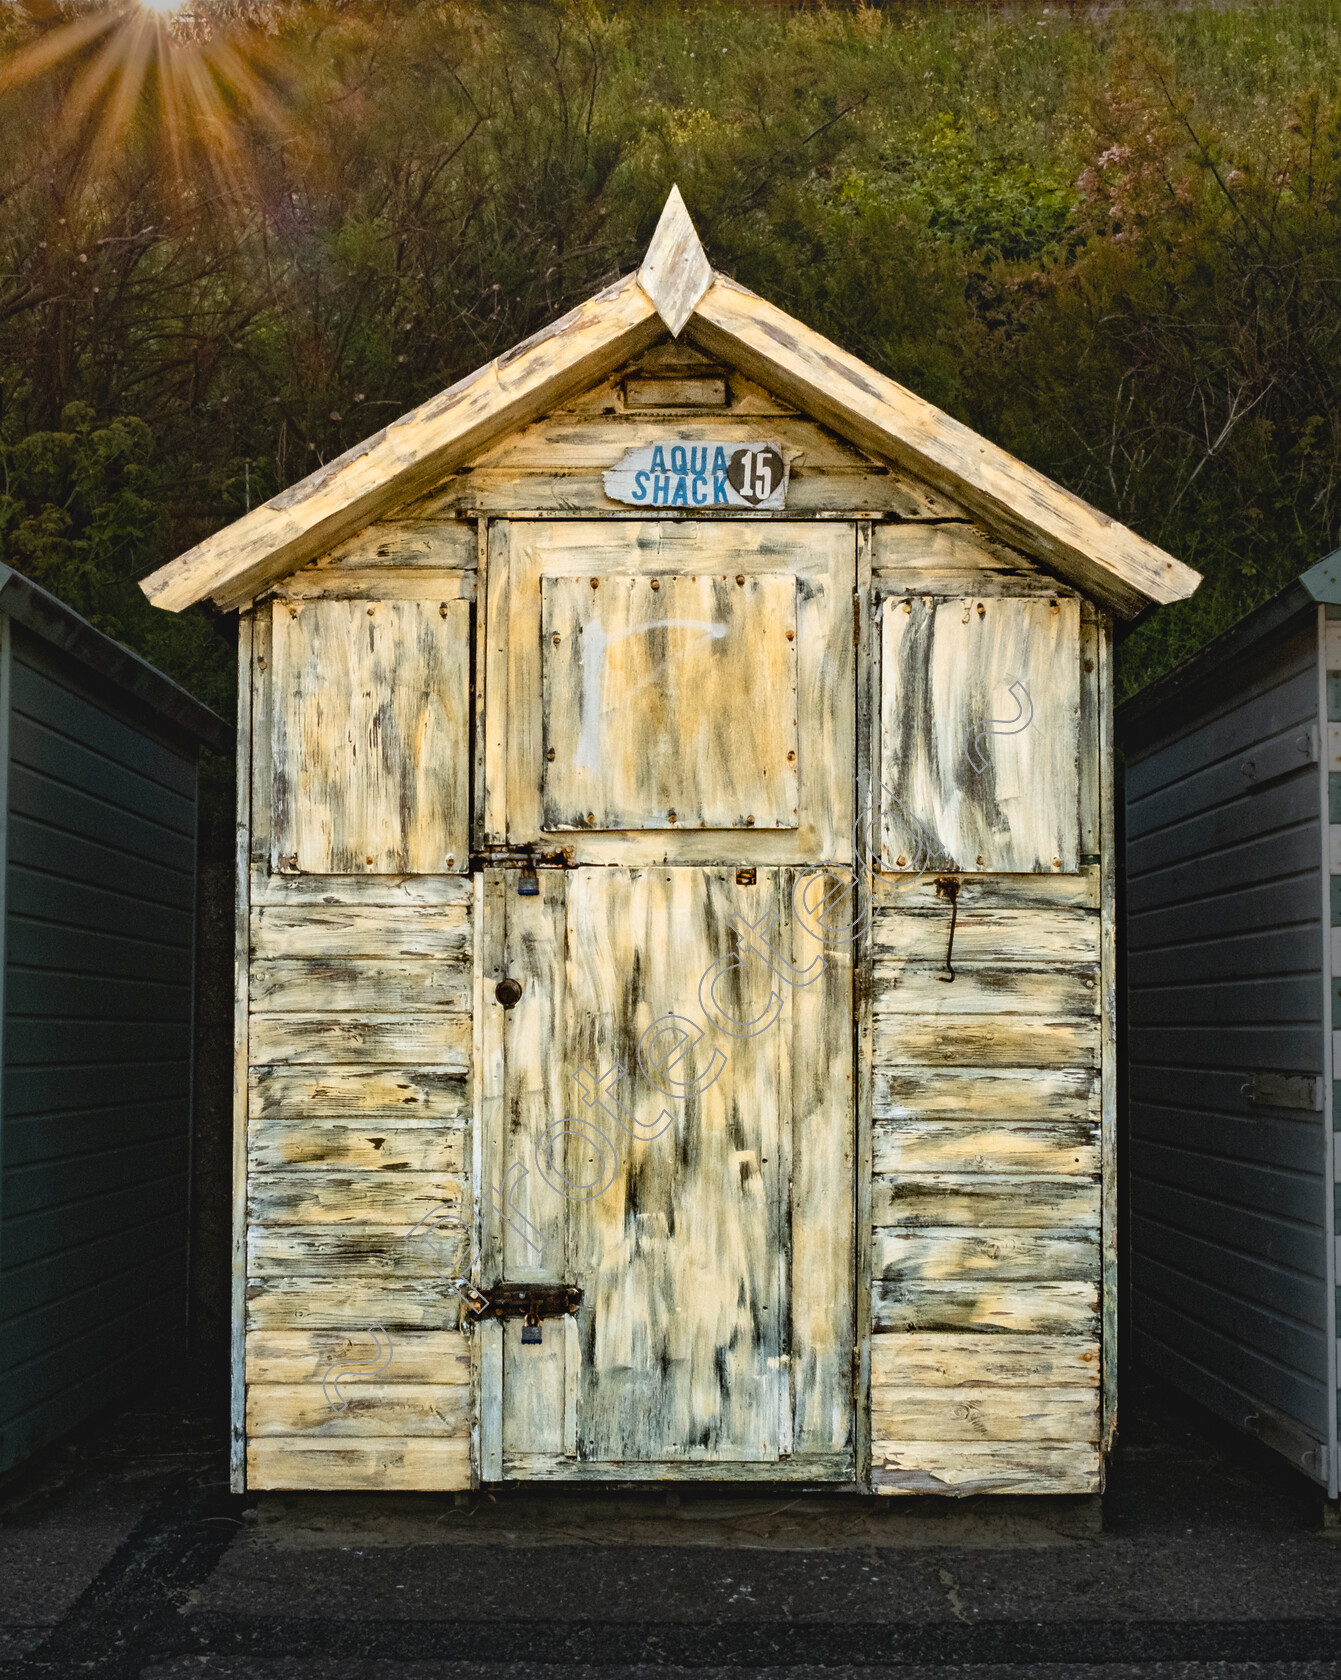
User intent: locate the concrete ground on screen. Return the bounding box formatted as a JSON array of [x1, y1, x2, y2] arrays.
[[1, 1366, 1339, 1679]]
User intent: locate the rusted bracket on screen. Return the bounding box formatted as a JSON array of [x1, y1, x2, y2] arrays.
[[472, 843, 572, 892], [934, 876, 960, 983], [463, 1282, 583, 1326]]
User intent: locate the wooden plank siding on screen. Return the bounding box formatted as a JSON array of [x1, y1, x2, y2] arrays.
[[244, 826, 475, 1477], [867, 867, 1103, 1495], [0, 626, 198, 1473], [1124, 614, 1332, 1484]]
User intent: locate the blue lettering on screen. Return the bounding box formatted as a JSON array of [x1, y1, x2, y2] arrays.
[[670, 445, 688, 473], [671, 475, 689, 506], [632, 470, 649, 503], [691, 474, 708, 505], [712, 446, 729, 475], [652, 474, 671, 505], [712, 473, 728, 501], [650, 445, 667, 472], [689, 446, 708, 474]]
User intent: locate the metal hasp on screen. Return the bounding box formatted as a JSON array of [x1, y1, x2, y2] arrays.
[[462, 1282, 584, 1327]]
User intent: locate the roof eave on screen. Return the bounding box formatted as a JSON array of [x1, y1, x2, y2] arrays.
[[140, 270, 664, 614], [685, 275, 1200, 621], [0, 565, 229, 750], [1118, 549, 1341, 748]]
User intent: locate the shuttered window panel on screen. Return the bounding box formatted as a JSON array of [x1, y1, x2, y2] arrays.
[[270, 598, 469, 874], [879, 594, 1081, 874]]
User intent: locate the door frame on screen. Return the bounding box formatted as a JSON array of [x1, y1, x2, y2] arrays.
[[474, 515, 861, 1484]]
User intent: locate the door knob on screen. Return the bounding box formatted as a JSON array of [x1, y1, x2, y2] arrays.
[[495, 977, 524, 1008]]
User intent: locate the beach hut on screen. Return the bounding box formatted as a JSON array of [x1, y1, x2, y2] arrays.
[[1120, 551, 1341, 1501], [0, 566, 228, 1473], [140, 190, 1199, 1495]]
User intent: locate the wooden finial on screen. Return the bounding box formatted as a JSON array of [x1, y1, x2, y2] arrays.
[[638, 185, 712, 336]]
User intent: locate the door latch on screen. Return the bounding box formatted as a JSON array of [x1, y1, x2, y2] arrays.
[[461, 1282, 583, 1345], [475, 843, 572, 894]]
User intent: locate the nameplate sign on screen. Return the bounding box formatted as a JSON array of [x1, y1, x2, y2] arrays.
[[603, 442, 790, 510]]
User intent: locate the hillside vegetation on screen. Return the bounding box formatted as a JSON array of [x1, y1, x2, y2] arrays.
[[1, 0, 1338, 823]]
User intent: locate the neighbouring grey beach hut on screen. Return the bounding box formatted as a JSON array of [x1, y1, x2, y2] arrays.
[[1120, 549, 1341, 1502], [0, 567, 229, 1474]]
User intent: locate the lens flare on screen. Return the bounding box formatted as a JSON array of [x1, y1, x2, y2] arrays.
[[0, 1, 286, 204]]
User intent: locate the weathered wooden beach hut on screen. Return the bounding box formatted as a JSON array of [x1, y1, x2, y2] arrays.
[[140, 189, 1199, 1496], [1120, 550, 1341, 1501], [0, 566, 229, 1473]]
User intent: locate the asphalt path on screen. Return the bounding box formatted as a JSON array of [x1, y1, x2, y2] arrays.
[[1, 1369, 1338, 1679]]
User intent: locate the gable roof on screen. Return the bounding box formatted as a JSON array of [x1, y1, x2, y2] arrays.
[[140, 188, 1201, 620]]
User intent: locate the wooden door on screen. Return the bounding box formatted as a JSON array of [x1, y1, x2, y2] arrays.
[[479, 520, 855, 1480]]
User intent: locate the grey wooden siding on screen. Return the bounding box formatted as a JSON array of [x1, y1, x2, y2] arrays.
[[0, 624, 198, 1473], [1125, 618, 1331, 1457]]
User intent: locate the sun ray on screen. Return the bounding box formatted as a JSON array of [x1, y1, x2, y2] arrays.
[[0, 5, 120, 100], [0, 0, 291, 211], [59, 6, 157, 175]]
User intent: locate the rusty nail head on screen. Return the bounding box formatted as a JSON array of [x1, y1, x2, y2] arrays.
[[896, 855, 907, 867], [902, 600, 911, 613], [650, 578, 660, 590], [439, 602, 449, 617], [552, 632, 561, 645], [736, 574, 745, 585], [786, 629, 795, 640], [736, 867, 756, 885], [976, 602, 985, 617], [365, 855, 374, 865], [586, 812, 595, 825], [590, 577, 599, 588], [546, 748, 556, 762]]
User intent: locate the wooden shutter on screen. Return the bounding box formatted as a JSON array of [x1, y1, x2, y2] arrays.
[[539, 571, 799, 832], [271, 598, 469, 874], [879, 594, 1080, 873]]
